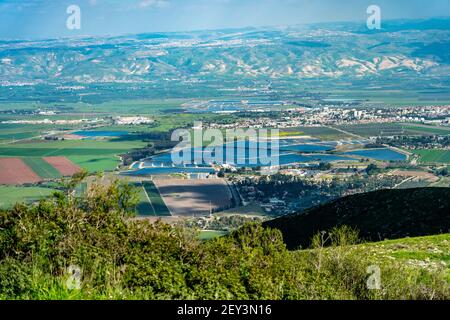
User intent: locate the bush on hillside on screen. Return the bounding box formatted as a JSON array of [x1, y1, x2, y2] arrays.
[[0, 177, 448, 300]]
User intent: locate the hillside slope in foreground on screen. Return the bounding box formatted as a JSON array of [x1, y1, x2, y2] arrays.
[[264, 188, 450, 250], [348, 233, 450, 282]]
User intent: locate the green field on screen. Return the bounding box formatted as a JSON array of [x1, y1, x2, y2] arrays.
[[0, 131, 38, 142], [0, 123, 60, 143], [402, 124, 450, 136], [216, 203, 267, 217], [336, 123, 450, 138], [336, 123, 406, 137], [412, 149, 450, 163], [0, 139, 146, 156], [0, 186, 55, 209], [142, 181, 171, 216], [198, 230, 228, 241], [135, 182, 156, 216], [280, 126, 352, 140], [0, 139, 146, 173], [70, 99, 185, 115], [133, 181, 171, 216], [322, 88, 450, 106], [22, 157, 61, 179], [67, 155, 120, 173]]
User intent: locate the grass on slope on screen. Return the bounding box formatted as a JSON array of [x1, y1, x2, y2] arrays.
[[347, 233, 450, 282]]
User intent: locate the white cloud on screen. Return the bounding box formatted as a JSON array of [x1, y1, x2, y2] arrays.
[[138, 0, 170, 9]]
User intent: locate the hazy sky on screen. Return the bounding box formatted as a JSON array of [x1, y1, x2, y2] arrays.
[[0, 0, 449, 39]]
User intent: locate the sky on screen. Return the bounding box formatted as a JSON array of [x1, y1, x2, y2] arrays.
[[0, 0, 449, 39]]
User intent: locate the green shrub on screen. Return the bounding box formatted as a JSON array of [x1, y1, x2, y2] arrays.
[[0, 176, 448, 300]]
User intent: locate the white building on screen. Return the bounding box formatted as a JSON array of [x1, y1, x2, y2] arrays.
[[114, 116, 154, 125]]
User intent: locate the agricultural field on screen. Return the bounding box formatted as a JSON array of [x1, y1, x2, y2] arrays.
[[336, 123, 406, 137], [22, 157, 61, 179], [67, 155, 120, 173], [278, 131, 304, 137], [0, 185, 55, 209], [198, 230, 228, 241], [153, 178, 234, 217], [65, 99, 186, 116], [280, 126, 352, 140], [0, 139, 147, 156], [323, 88, 450, 106], [336, 123, 450, 138], [401, 124, 450, 136], [135, 182, 157, 216], [216, 203, 267, 217], [394, 179, 431, 189], [132, 180, 172, 217], [0, 139, 147, 173], [142, 181, 171, 216], [0, 156, 82, 185], [387, 169, 438, 181], [412, 149, 450, 164], [0, 123, 61, 143], [43, 156, 81, 176], [0, 158, 41, 184]]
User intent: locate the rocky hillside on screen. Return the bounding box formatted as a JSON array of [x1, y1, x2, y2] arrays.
[[1, 19, 449, 85]]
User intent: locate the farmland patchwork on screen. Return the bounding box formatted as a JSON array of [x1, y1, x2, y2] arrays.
[[0, 156, 81, 185], [43, 157, 81, 176]]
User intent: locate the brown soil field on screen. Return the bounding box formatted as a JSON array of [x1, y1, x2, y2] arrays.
[[43, 156, 81, 176], [62, 134, 84, 140], [0, 158, 41, 185], [153, 178, 234, 217], [387, 169, 439, 182]]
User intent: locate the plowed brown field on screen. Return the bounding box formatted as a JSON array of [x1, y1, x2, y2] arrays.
[[43, 156, 81, 176], [0, 158, 41, 185]]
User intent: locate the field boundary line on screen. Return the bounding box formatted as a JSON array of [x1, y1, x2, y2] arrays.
[[151, 181, 173, 216], [393, 177, 414, 189], [328, 125, 364, 139], [141, 182, 157, 216]]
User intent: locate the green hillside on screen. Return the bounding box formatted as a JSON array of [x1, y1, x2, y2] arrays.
[[341, 233, 450, 282], [0, 179, 448, 300], [264, 188, 450, 250]]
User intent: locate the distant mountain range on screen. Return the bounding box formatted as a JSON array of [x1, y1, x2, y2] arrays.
[[263, 188, 450, 250], [1, 18, 449, 86]]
